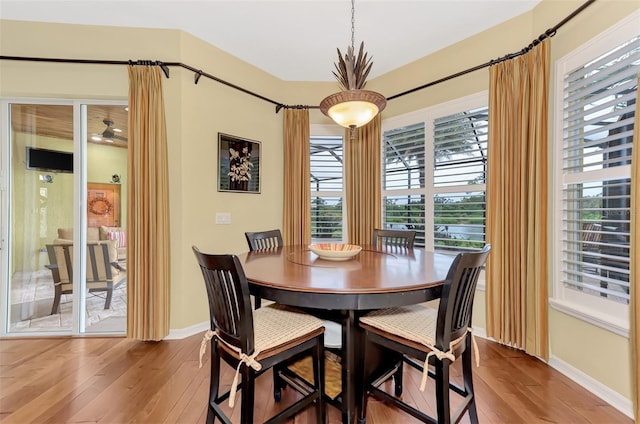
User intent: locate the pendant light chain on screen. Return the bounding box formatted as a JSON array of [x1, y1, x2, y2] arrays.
[[351, 0, 356, 52], [319, 0, 386, 129]]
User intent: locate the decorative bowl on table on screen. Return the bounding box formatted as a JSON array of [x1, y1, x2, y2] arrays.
[[308, 243, 362, 261]]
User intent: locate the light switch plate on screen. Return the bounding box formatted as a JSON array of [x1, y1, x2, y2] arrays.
[[215, 212, 231, 225]]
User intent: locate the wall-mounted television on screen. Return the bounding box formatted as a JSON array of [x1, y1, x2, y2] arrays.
[[26, 147, 74, 173]]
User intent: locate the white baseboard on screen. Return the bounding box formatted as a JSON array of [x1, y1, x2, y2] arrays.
[[166, 320, 209, 340], [472, 326, 632, 419], [548, 355, 633, 419]]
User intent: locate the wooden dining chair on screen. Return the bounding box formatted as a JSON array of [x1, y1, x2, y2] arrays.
[[193, 246, 325, 424], [372, 228, 416, 249], [245, 229, 284, 309], [358, 244, 491, 424], [245, 229, 284, 251]]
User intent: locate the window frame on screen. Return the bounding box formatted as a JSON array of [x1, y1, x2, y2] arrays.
[[551, 11, 639, 337]]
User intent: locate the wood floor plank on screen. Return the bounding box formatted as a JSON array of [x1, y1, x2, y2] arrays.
[[1, 338, 137, 423], [0, 335, 632, 424]]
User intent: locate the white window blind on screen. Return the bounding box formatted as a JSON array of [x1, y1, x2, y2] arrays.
[[382, 123, 426, 245], [384, 123, 426, 190], [433, 107, 488, 252], [561, 35, 638, 304], [310, 135, 344, 241]]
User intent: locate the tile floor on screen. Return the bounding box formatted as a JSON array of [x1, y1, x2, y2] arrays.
[[9, 269, 127, 333]]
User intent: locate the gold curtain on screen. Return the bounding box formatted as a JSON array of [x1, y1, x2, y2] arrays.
[[631, 76, 639, 422], [486, 40, 549, 359], [126, 65, 171, 341], [345, 115, 382, 245], [283, 109, 311, 245]]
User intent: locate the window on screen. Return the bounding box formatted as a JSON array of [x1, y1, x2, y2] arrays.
[[554, 13, 638, 330], [433, 107, 488, 252], [310, 134, 344, 241], [382, 92, 488, 252], [382, 93, 488, 251], [382, 123, 426, 245]]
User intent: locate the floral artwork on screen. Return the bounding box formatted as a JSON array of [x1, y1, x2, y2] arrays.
[[228, 144, 253, 190], [218, 133, 261, 193]]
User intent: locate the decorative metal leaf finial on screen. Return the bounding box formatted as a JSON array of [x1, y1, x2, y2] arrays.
[[332, 42, 374, 91]]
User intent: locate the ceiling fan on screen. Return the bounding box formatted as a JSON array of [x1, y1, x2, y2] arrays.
[[101, 119, 127, 142]]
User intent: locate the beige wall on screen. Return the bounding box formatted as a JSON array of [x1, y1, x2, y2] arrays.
[[1, 0, 637, 407]]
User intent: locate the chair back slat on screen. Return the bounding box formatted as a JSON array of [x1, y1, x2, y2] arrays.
[[436, 245, 491, 349], [86, 243, 113, 282], [47, 244, 73, 283], [245, 229, 284, 251], [372, 228, 416, 249], [193, 247, 254, 354], [46, 243, 114, 283]]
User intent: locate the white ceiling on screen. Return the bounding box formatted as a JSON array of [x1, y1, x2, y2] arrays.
[[1, 0, 542, 82]]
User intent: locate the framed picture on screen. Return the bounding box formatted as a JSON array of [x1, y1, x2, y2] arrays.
[[217, 133, 261, 193], [87, 182, 121, 227]]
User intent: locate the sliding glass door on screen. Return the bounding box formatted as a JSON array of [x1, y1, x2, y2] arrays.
[[0, 100, 128, 335]]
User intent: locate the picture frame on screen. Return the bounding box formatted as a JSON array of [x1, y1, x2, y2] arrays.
[[87, 182, 121, 227], [217, 133, 261, 193]]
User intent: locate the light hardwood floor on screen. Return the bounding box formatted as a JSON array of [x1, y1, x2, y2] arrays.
[[0, 334, 631, 423]]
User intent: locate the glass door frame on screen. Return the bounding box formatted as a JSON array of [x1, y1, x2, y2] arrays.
[[0, 98, 128, 336]]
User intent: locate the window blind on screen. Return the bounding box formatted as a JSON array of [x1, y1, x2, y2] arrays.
[[383, 123, 426, 191], [310, 136, 344, 241], [561, 35, 638, 304], [382, 123, 426, 245]]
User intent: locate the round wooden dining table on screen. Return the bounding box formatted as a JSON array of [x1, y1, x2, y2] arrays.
[[237, 245, 454, 424]]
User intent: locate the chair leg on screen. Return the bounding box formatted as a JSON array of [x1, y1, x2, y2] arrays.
[[104, 288, 113, 309], [393, 359, 403, 396], [209, 343, 221, 407], [462, 342, 478, 424], [312, 339, 325, 424], [51, 286, 62, 315], [240, 367, 255, 424], [358, 347, 369, 424], [434, 360, 452, 424], [206, 407, 215, 424], [273, 364, 284, 402]]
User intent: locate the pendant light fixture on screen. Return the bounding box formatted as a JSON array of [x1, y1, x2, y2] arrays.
[[320, 0, 386, 129]]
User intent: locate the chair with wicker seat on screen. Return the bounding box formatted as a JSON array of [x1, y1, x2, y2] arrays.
[[372, 228, 416, 249], [193, 246, 325, 424], [358, 244, 491, 424]]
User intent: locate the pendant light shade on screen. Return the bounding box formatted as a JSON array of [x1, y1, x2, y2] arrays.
[[320, 89, 386, 129], [320, 0, 386, 129]]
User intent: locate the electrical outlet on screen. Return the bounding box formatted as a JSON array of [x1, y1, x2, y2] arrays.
[[215, 212, 231, 225]]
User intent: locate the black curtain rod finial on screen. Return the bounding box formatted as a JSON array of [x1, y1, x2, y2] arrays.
[[159, 63, 170, 78]]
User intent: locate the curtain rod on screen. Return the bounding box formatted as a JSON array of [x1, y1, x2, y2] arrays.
[[0, 56, 283, 107], [0, 0, 595, 112]]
